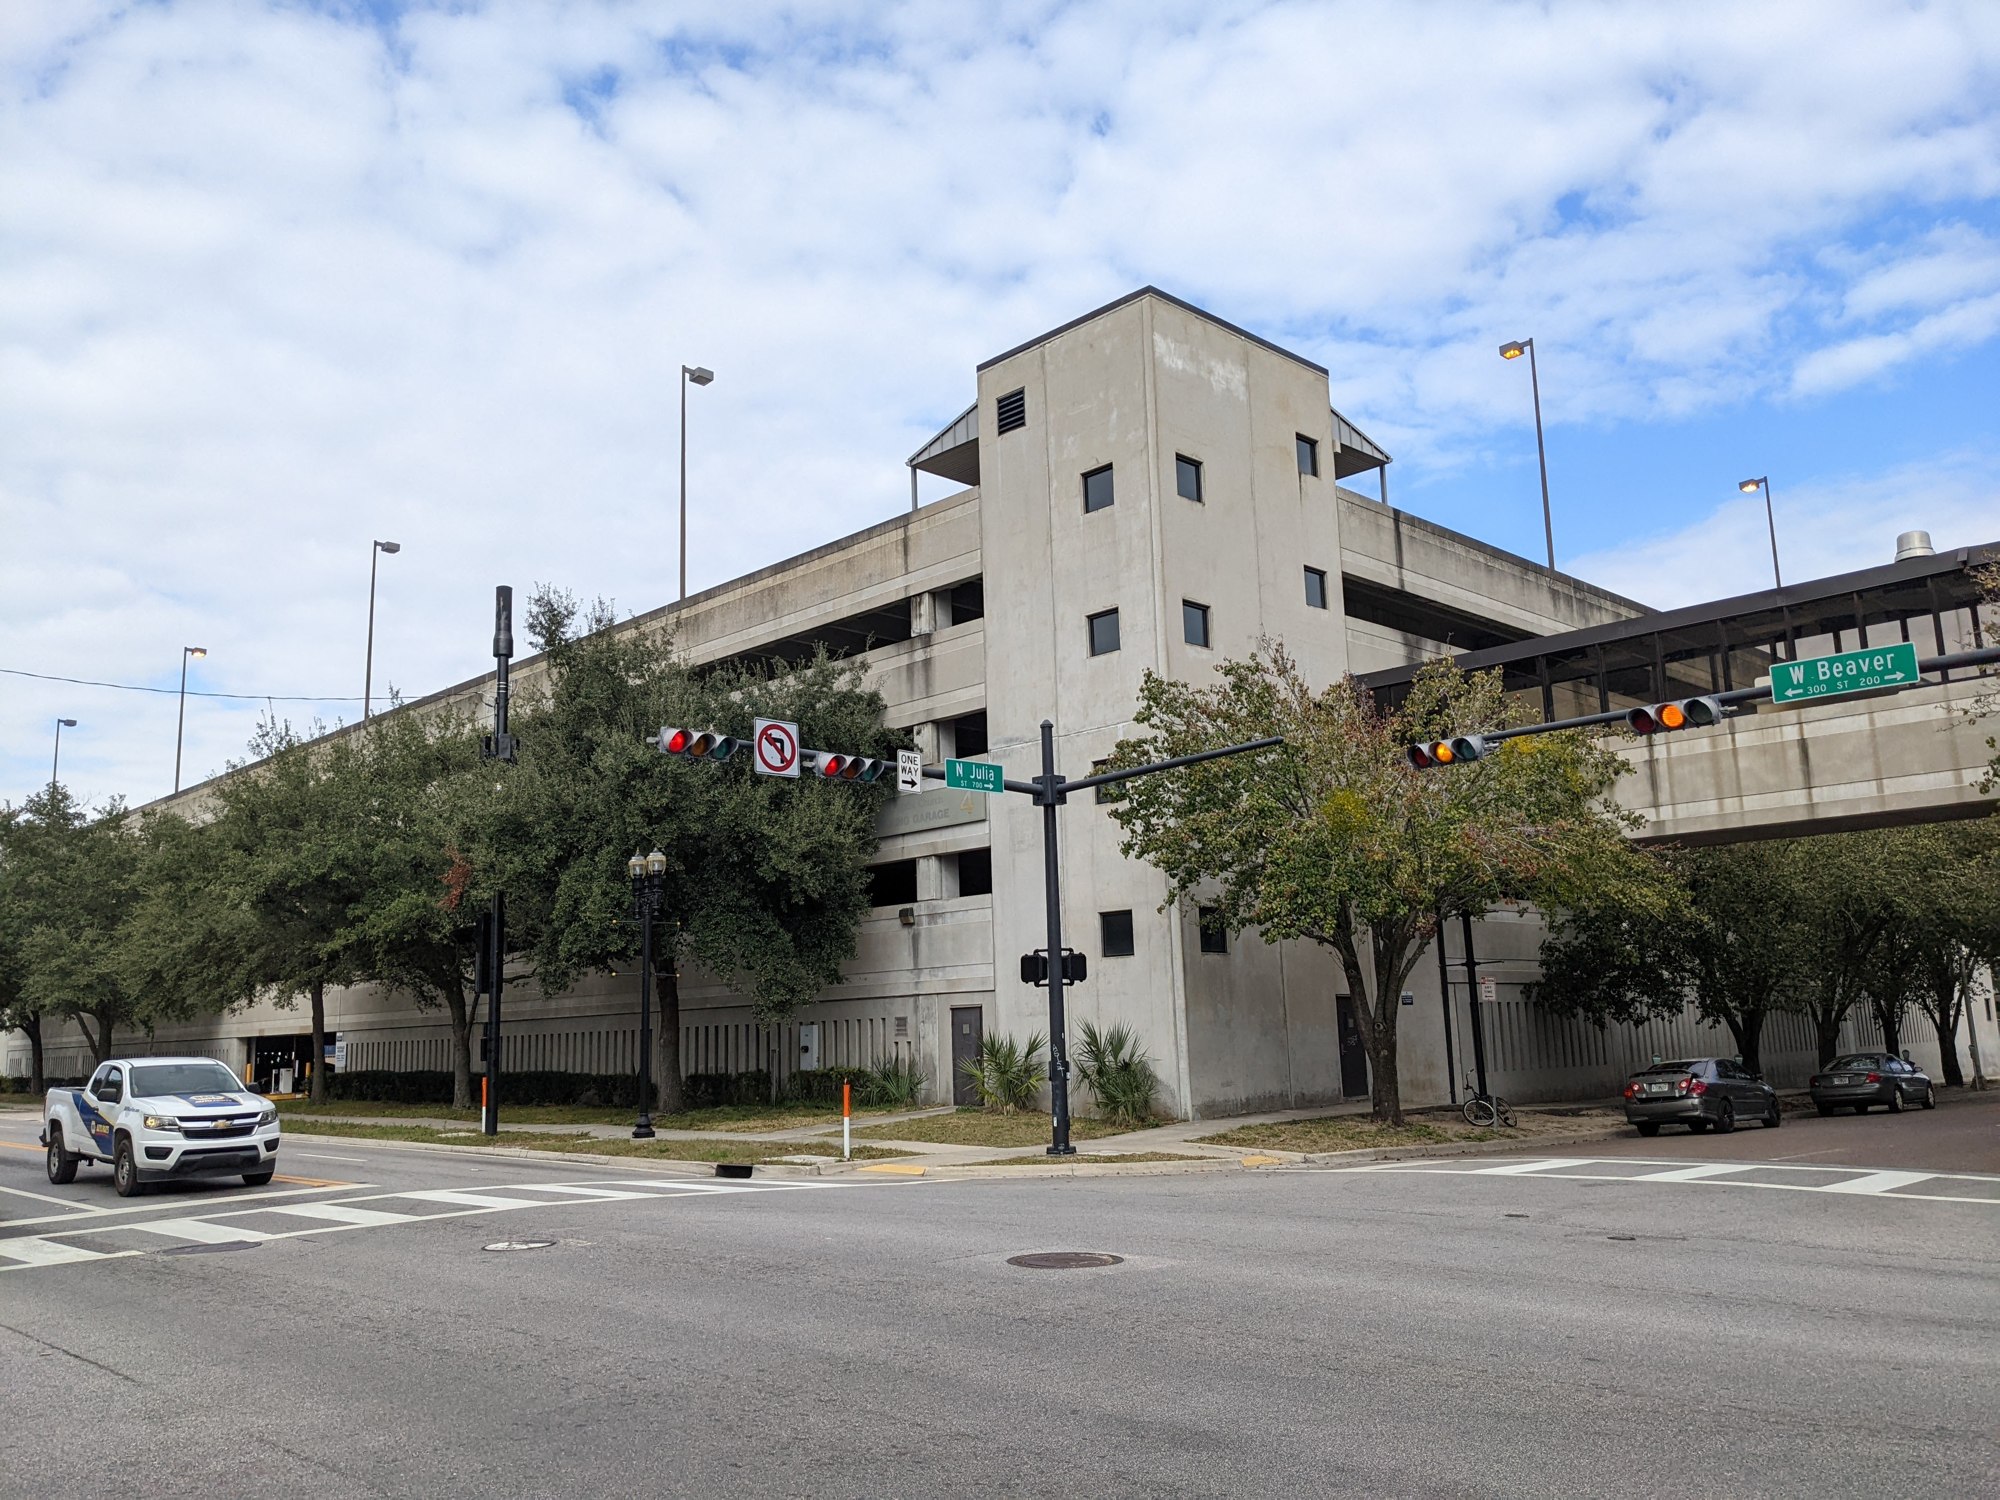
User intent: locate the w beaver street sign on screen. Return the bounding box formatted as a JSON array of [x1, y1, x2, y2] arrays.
[[752, 718, 800, 777], [1770, 642, 1920, 706]]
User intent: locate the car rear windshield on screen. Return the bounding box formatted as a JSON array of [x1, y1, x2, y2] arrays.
[[130, 1063, 243, 1097], [1828, 1055, 1882, 1071], [1641, 1061, 1702, 1074]]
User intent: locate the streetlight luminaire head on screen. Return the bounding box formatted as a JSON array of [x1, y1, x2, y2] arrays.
[[376, 540, 402, 554], [628, 852, 646, 880], [186, 646, 207, 659], [59, 717, 77, 728], [1738, 477, 1766, 494], [645, 849, 668, 878], [684, 365, 714, 386], [1498, 340, 1528, 360]]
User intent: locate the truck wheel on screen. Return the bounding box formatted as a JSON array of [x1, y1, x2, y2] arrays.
[[113, 1136, 144, 1198], [242, 1170, 275, 1187], [46, 1126, 78, 1185]]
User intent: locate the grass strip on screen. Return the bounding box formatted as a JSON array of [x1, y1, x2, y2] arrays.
[[278, 1098, 908, 1133], [283, 1118, 911, 1164], [1195, 1107, 1621, 1155], [853, 1109, 1129, 1147]]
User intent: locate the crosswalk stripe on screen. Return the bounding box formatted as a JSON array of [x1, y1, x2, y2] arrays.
[[515, 1185, 654, 1201], [392, 1189, 548, 1209], [1819, 1170, 1935, 1195], [1473, 1158, 1596, 1176], [0, 1236, 108, 1267], [129, 1217, 274, 1244], [1630, 1163, 1755, 1182], [262, 1203, 419, 1227]]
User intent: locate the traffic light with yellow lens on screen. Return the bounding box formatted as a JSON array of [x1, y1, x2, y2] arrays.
[[1406, 734, 1491, 769], [1625, 697, 1723, 735]]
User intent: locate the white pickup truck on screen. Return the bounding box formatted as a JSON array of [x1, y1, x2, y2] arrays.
[[42, 1056, 281, 1197]]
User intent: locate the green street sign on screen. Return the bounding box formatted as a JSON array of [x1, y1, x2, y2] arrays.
[[945, 758, 1004, 794], [1770, 642, 1920, 705]]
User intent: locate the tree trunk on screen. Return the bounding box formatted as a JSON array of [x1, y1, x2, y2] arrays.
[[443, 973, 474, 1110], [1721, 1007, 1768, 1076], [1928, 992, 1965, 1087], [309, 978, 328, 1103], [655, 956, 684, 1116], [23, 1014, 45, 1095], [78, 1008, 115, 1066], [1874, 1000, 1903, 1058], [1811, 1004, 1846, 1067]]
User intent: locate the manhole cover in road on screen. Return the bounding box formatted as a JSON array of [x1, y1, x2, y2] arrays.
[[1006, 1252, 1123, 1270], [157, 1242, 260, 1256], [483, 1239, 556, 1253]]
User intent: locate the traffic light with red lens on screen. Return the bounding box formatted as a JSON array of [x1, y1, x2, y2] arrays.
[[652, 727, 743, 760]]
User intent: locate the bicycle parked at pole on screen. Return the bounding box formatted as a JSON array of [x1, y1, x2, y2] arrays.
[[1462, 1077, 1516, 1128]]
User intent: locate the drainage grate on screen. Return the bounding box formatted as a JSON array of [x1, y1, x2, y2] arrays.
[[1007, 1252, 1123, 1270], [483, 1239, 556, 1253], [158, 1241, 260, 1256]]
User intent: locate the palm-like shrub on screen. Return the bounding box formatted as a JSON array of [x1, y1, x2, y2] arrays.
[[961, 1031, 1047, 1113], [861, 1054, 927, 1108], [1076, 1020, 1159, 1124]]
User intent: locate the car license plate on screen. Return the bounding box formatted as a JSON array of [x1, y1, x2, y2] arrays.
[[1834, 1075, 1856, 1084], [1647, 1083, 1671, 1095]]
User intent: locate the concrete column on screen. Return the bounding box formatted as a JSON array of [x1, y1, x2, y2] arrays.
[[911, 592, 937, 637], [916, 854, 946, 902]]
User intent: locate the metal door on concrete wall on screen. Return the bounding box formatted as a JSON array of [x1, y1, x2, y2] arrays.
[[950, 1006, 984, 1106], [1337, 997, 1369, 1098]]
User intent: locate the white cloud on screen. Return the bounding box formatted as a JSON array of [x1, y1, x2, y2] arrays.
[[1562, 451, 2000, 608], [3, 0, 2000, 804]]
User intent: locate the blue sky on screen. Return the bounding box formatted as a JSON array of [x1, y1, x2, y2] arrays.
[[3, 0, 1998, 807]]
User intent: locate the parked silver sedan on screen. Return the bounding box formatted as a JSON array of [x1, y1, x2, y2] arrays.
[[1809, 1053, 1936, 1115], [1622, 1058, 1781, 1137]]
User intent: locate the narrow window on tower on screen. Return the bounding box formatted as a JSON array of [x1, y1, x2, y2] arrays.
[[1100, 910, 1135, 957], [1182, 600, 1211, 648], [1088, 608, 1121, 656], [1083, 464, 1115, 514], [1176, 454, 1204, 503], [1198, 906, 1228, 954], [1296, 435, 1320, 477], [1304, 567, 1328, 610]]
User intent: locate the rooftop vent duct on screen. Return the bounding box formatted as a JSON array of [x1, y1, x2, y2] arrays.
[[1895, 530, 1934, 562]]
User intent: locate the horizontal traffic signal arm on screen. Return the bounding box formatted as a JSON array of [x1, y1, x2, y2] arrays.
[[1423, 644, 2000, 750], [913, 735, 1287, 804]]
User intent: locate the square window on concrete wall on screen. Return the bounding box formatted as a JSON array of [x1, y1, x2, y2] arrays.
[[1304, 567, 1328, 609], [1198, 907, 1228, 953], [1100, 909, 1135, 957], [1183, 600, 1210, 647], [1083, 464, 1114, 514], [1176, 454, 1204, 503], [1088, 608, 1121, 656]]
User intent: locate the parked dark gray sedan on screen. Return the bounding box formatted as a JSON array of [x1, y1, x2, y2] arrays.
[[1809, 1053, 1936, 1114], [1622, 1058, 1781, 1136]]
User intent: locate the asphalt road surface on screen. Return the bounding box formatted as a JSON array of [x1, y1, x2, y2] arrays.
[[2, 1107, 1995, 1499]]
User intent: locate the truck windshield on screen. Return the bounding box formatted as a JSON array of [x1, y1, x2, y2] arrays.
[[130, 1063, 244, 1097]]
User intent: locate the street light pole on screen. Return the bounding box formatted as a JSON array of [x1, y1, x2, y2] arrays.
[[628, 849, 667, 1138], [51, 717, 76, 791], [174, 646, 207, 793], [1739, 476, 1782, 588], [364, 539, 401, 718], [1499, 338, 1555, 571], [679, 364, 714, 603]]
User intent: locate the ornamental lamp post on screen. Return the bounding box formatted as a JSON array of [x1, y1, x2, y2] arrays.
[[628, 848, 668, 1139]]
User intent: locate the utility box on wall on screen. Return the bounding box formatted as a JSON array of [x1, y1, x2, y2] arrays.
[[799, 1022, 821, 1072]]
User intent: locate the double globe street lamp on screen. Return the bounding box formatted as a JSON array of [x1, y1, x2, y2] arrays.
[[627, 849, 669, 1139]]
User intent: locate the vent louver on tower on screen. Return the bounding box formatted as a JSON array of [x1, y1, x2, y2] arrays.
[[995, 387, 1026, 434]]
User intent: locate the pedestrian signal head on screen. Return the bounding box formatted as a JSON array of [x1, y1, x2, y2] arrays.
[[1626, 697, 1723, 735]]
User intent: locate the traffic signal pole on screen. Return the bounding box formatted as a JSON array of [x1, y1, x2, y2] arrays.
[[924, 726, 1283, 1156]]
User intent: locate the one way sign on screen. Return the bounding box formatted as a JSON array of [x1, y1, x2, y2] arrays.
[[896, 749, 923, 796]]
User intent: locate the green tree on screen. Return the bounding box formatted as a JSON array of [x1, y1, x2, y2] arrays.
[[1108, 646, 1661, 1123], [0, 793, 65, 1091], [495, 590, 897, 1113], [1535, 843, 1801, 1075]]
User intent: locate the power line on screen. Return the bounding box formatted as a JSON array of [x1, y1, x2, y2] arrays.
[[0, 666, 365, 703]]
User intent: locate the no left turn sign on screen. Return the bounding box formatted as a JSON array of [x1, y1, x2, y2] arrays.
[[752, 718, 800, 778]]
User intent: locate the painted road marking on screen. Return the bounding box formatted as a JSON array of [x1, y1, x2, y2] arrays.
[[291, 1152, 370, 1163], [0, 1236, 112, 1267], [1338, 1157, 2000, 1207], [1629, 1163, 1757, 1182], [1473, 1158, 1596, 1176], [0, 1183, 364, 1233], [128, 1217, 275, 1244], [393, 1189, 551, 1209], [267, 1203, 419, 1227], [519, 1185, 654, 1201], [1819, 1170, 1935, 1195], [0, 1181, 109, 1212]]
